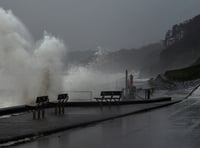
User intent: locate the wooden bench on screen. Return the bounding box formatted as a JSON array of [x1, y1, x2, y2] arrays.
[[55, 93, 69, 115], [33, 96, 49, 119], [95, 91, 122, 104]]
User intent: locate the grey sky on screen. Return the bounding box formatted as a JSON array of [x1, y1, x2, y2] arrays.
[[0, 0, 200, 50]]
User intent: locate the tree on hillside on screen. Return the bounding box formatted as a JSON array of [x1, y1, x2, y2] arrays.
[[164, 15, 200, 48]]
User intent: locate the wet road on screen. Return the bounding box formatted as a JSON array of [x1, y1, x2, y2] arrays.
[[10, 94, 200, 148]]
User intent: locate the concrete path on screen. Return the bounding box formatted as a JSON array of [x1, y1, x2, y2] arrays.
[[0, 100, 179, 145]]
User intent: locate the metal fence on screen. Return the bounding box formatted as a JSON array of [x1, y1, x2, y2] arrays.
[[62, 91, 93, 101]]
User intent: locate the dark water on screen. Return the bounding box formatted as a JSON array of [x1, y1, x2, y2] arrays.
[[10, 95, 200, 148]]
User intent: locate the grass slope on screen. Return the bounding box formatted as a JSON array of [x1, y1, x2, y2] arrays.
[[165, 65, 200, 81]]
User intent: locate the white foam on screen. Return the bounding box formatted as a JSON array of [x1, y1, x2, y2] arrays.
[[0, 8, 66, 106]]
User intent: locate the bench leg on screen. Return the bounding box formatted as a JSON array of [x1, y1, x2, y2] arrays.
[[33, 110, 36, 120], [55, 104, 65, 115], [58, 105, 61, 115], [62, 104, 65, 114], [37, 109, 40, 120], [101, 100, 103, 106], [116, 99, 119, 104], [55, 106, 58, 115], [42, 109, 45, 118], [97, 99, 102, 106], [106, 99, 111, 106]]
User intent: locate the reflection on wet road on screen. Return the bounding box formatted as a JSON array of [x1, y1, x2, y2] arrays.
[[12, 93, 200, 148]]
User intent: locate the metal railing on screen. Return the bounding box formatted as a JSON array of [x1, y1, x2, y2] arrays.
[[61, 91, 93, 101]]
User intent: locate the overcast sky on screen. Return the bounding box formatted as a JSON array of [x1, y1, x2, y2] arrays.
[[0, 0, 200, 50]]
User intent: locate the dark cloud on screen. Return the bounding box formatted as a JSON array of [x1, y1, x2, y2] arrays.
[[0, 0, 200, 50]]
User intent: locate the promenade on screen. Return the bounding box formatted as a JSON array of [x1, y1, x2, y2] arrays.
[[0, 99, 179, 146]]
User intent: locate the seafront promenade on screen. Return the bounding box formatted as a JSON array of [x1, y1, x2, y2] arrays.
[[0, 98, 180, 146]]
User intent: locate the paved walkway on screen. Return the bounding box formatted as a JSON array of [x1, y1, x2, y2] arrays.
[[0, 100, 179, 145]]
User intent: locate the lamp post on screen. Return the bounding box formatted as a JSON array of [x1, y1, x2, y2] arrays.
[[125, 70, 128, 98]]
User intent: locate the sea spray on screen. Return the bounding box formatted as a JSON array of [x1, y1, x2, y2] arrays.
[[0, 8, 66, 106], [63, 66, 125, 100], [63, 47, 139, 100], [62, 47, 127, 100]]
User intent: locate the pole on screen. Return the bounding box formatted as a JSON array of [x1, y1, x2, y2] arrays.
[[125, 70, 128, 98]]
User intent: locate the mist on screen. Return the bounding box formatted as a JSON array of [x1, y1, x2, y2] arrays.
[[63, 65, 126, 101], [0, 8, 66, 107], [0, 7, 131, 106]]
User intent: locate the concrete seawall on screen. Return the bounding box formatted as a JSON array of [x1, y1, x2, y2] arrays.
[[0, 97, 172, 116]]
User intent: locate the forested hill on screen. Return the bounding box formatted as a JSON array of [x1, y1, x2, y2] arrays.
[[160, 14, 200, 70]]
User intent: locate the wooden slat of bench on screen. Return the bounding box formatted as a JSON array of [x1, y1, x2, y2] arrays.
[[36, 96, 49, 104], [101, 91, 122, 96], [95, 91, 122, 103], [57, 94, 69, 101]]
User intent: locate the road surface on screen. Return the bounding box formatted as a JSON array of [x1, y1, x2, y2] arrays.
[[10, 94, 200, 148]]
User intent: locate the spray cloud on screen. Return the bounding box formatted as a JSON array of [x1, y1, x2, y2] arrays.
[[0, 8, 66, 107], [63, 47, 127, 100]]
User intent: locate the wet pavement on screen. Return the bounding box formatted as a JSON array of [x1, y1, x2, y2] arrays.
[[8, 97, 200, 148], [0, 100, 177, 146]]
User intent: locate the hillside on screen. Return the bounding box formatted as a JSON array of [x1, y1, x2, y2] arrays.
[[160, 14, 200, 71], [64, 50, 95, 67], [165, 65, 200, 81], [92, 43, 163, 73]]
